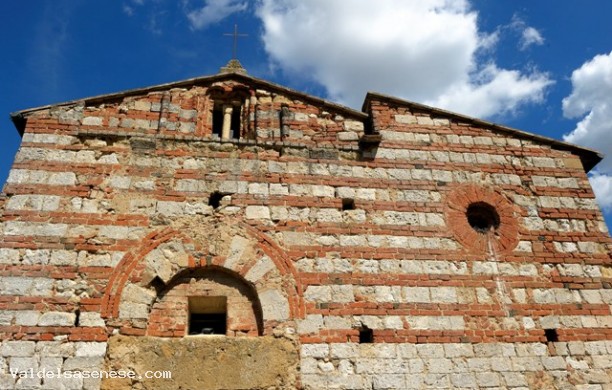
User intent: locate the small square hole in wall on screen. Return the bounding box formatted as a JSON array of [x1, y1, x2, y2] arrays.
[[342, 198, 355, 211], [359, 327, 373, 343], [208, 192, 224, 208], [544, 328, 559, 342], [188, 296, 227, 336]]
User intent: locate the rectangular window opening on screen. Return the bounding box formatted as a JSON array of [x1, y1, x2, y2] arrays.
[[189, 296, 227, 336]]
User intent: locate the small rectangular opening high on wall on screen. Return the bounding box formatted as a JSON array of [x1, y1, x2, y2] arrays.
[[359, 327, 373, 343], [544, 328, 559, 342], [342, 198, 355, 211], [188, 296, 227, 336]]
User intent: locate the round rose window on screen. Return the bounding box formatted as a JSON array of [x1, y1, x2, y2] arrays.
[[446, 185, 519, 254]]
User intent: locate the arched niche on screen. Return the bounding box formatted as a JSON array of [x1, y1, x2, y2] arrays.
[[102, 224, 302, 336], [147, 266, 264, 337]]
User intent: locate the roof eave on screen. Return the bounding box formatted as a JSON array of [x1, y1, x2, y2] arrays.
[[10, 111, 26, 137]]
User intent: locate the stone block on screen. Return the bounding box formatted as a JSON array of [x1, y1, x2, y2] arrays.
[[248, 183, 269, 195], [330, 285, 355, 303], [39, 356, 63, 372], [511, 357, 543, 371], [75, 342, 107, 357], [35, 342, 75, 357], [0, 277, 52, 296], [4, 222, 68, 237], [156, 201, 184, 216], [467, 358, 491, 372], [476, 372, 501, 387], [395, 114, 417, 124], [82, 116, 103, 126], [417, 344, 445, 358], [330, 344, 358, 359], [0, 312, 12, 326], [300, 357, 319, 374], [301, 344, 329, 358], [44, 376, 85, 390], [451, 373, 477, 388], [338, 131, 359, 141], [585, 341, 608, 355], [592, 355, 612, 369], [79, 312, 106, 327], [14, 311, 40, 326], [38, 312, 76, 327], [542, 356, 567, 370], [270, 206, 288, 221], [259, 289, 289, 321], [430, 287, 457, 303], [269, 183, 289, 195], [118, 302, 150, 320], [343, 120, 364, 131], [444, 344, 474, 358], [63, 357, 104, 371], [9, 357, 38, 372], [1, 341, 35, 357], [0, 248, 20, 265], [383, 316, 403, 330], [372, 374, 405, 389], [14, 376, 42, 389], [312, 185, 335, 197], [122, 284, 157, 306], [244, 255, 275, 283], [245, 206, 270, 220], [502, 372, 527, 387]]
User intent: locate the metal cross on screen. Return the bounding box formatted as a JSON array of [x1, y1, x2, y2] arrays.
[[224, 24, 248, 59]]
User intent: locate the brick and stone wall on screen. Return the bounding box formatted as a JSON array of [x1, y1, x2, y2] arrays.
[[0, 74, 610, 389]]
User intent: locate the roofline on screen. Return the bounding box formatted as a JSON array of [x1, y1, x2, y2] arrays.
[[9, 74, 603, 172], [10, 72, 368, 135], [363, 92, 603, 173]]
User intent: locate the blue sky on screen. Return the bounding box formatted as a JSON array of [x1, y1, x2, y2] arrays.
[[1, 0, 612, 230]]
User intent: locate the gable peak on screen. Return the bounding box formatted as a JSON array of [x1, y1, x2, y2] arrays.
[[219, 59, 247, 75]]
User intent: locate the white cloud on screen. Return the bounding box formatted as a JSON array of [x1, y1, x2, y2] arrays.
[[122, 0, 166, 34], [187, 0, 248, 30], [123, 5, 134, 16], [520, 27, 545, 50], [256, 0, 552, 117], [510, 15, 544, 50], [122, 0, 146, 16], [563, 51, 612, 211], [430, 64, 551, 118], [588, 173, 612, 212], [28, 2, 76, 100]]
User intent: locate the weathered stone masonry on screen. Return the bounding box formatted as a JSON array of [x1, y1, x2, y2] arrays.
[[1, 68, 611, 389]]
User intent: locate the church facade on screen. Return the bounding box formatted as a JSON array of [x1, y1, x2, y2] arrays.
[[1, 64, 611, 389]]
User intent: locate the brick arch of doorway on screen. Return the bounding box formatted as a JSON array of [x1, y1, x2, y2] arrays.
[[100, 225, 304, 326]]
